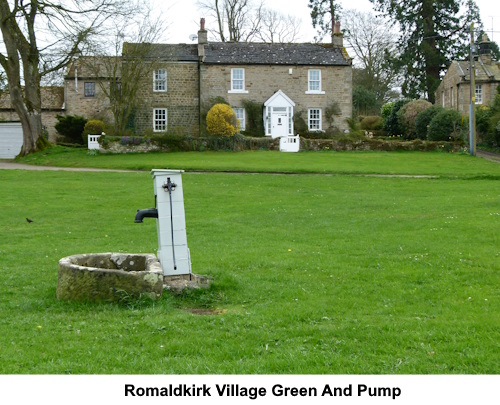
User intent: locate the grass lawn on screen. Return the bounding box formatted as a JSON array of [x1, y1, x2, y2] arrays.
[[1, 151, 499, 374], [15, 145, 500, 177]]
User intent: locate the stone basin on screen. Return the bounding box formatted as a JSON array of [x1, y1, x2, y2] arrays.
[[57, 253, 163, 302]]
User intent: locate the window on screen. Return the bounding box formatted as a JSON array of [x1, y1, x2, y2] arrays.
[[230, 68, 248, 93], [153, 108, 167, 132], [308, 108, 322, 131], [84, 82, 95, 97], [306, 69, 324, 94], [154, 69, 167, 92], [233, 108, 245, 131], [475, 84, 482, 104]]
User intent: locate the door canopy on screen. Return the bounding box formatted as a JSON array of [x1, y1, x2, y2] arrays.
[[264, 90, 295, 138]]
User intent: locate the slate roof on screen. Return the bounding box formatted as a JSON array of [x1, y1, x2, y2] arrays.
[[453, 59, 500, 82], [203, 42, 351, 66], [0, 86, 64, 110], [123, 43, 199, 62], [126, 42, 351, 66]]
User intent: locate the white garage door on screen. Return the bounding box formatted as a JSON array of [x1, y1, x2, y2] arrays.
[[0, 122, 23, 158]]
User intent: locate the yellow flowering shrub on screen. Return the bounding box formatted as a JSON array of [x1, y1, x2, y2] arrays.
[[206, 104, 239, 137]]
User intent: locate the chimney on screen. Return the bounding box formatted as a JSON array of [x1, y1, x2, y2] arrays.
[[198, 18, 207, 61], [198, 18, 207, 45], [332, 21, 343, 48]]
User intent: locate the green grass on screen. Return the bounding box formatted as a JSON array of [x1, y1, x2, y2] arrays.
[[0, 153, 499, 374], [15, 146, 500, 178]]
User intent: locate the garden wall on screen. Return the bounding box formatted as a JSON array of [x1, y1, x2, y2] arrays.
[[98, 135, 464, 153]]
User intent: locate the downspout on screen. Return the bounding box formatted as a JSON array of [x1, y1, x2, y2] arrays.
[[198, 59, 202, 136], [197, 18, 207, 137]]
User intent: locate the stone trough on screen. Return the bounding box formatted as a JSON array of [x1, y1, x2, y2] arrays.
[[57, 253, 163, 302]]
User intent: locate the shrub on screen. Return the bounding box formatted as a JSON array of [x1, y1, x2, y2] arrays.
[[384, 99, 410, 136], [399, 100, 432, 139], [55, 115, 87, 144], [206, 104, 239, 137], [414, 105, 443, 140], [201, 96, 229, 135], [381, 102, 395, 125], [241, 99, 264, 137], [427, 109, 466, 141], [82, 119, 105, 144], [360, 116, 383, 130]]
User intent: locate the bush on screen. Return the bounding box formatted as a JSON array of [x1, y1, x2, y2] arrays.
[[381, 102, 395, 125], [383, 99, 410, 136], [360, 116, 383, 130], [55, 115, 87, 144], [206, 104, 239, 137], [82, 119, 105, 144], [399, 100, 432, 139], [427, 109, 466, 141], [414, 105, 443, 140], [241, 99, 264, 137]]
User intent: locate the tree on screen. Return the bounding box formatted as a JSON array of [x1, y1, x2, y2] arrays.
[[308, 0, 342, 43], [369, 0, 482, 103], [197, 0, 262, 42], [197, 0, 301, 43], [257, 8, 301, 43], [0, 0, 130, 156], [82, 9, 165, 135], [343, 10, 401, 108]]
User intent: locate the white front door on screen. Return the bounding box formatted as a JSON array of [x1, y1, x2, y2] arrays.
[[271, 112, 288, 138]]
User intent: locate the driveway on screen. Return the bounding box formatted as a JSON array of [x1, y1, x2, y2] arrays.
[[0, 160, 138, 172]]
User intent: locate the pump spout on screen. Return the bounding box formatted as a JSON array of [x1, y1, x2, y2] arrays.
[[135, 208, 158, 223]]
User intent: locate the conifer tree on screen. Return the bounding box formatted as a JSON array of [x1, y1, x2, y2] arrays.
[[369, 0, 482, 102], [308, 0, 342, 43]]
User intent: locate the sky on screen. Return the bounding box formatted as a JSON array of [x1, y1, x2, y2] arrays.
[[154, 0, 499, 44]]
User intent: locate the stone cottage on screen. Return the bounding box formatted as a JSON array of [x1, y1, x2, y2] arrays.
[[66, 19, 352, 138], [0, 86, 64, 140], [435, 34, 500, 114], [1, 19, 353, 143]]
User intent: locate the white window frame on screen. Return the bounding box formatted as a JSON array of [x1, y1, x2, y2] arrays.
[[306, 69, 325, 94], [475, 84, 482, 104], [233, 107, 245, 131], [153, 69, 167, 92], [308, 108, 322, 131], [229, 68, 248, 94], [153, 108, 167, 132]]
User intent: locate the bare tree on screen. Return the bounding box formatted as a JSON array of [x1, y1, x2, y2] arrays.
[[343, 9, 401, 105], [257, 9, 301, 43], [197, 0, 263, 42], [0, 0, 131, 156], [82, 9, 166, 135]]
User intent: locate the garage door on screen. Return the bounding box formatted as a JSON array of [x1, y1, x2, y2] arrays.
[[0, 122, 23, 158]]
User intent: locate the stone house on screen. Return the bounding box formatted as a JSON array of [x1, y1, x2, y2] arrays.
[[1, 19, 352, 142], [0, 86, 64, 140], [435, 35, 500, 114], [68, 19, 352, 138]]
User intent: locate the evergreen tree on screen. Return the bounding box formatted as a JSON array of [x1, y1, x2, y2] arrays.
[[308, 0, 342, 43], [369, 0, 482, 103]]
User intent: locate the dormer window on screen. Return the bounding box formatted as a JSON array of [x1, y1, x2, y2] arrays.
[[306, 69, 325, 94]]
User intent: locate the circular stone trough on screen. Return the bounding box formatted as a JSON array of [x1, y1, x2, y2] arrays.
[[57, 253, 163, 302]]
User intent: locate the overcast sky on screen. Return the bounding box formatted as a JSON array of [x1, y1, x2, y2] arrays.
[[153, 0, 499, 44]]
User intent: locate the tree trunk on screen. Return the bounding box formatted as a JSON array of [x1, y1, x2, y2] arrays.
[[0, 0, 43, 156]]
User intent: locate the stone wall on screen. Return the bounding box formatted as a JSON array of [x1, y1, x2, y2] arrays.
[[200, 64, 352, 132], [134, 62, 200, 135], [64, 78, 113, 123]]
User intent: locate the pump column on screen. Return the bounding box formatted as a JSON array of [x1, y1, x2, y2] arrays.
[[152, 169, 192, 276]]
